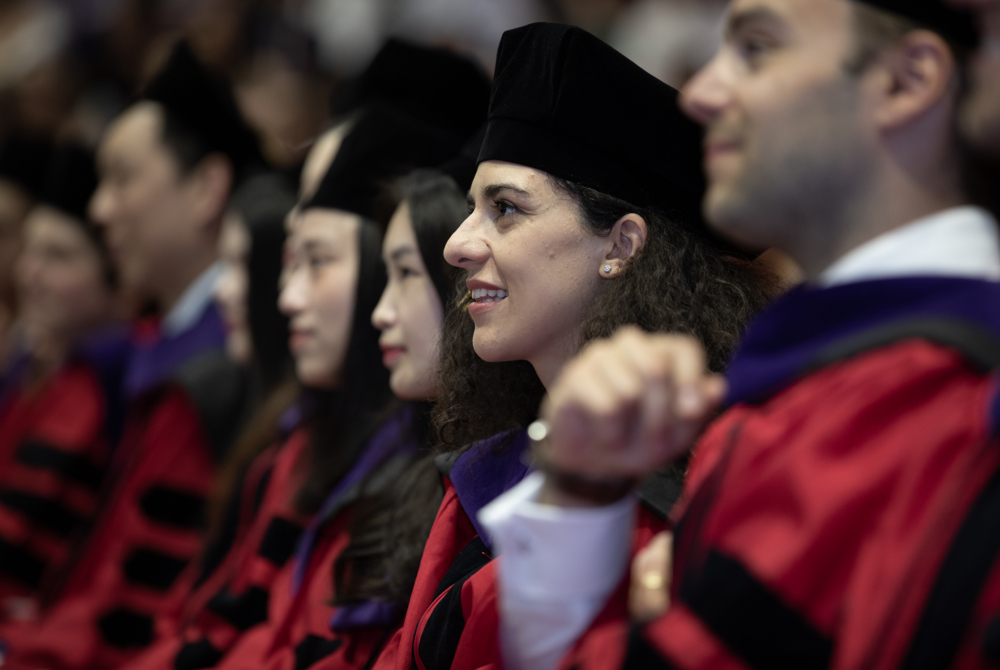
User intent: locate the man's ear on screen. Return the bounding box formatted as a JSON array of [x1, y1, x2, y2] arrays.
[[186, 153, 234, 230], [601, 213, 648, 277], [873, 29, 956, 132]]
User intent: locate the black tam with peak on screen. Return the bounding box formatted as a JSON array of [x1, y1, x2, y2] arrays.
[[305, 104, 463, 220], [332, 39, 490, 141], [480, 23, 704, 215], [39, 144, 98, 223], [853, 0, 978, 48], [142, 41, 264, 181]]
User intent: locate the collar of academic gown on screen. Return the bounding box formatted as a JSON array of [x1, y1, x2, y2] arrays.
[[725, 206, 1000, 407], [0, 325, 133, 443], [291, 404, 421, 594], [327, 425, 530, 631], [123, 265, 228, 398], [449, 428, 531, 552]]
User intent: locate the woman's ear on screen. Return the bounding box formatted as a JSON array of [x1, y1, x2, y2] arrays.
[[601, 213, 647, 278]]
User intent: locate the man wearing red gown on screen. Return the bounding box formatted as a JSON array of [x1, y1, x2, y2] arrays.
[[0, 42, 261, 670]]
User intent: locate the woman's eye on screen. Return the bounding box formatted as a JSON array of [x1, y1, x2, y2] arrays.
[[495, 200, 518, 218], [740, 36, 775, 63], [308, 256, 332, 270], [400, 267, 420, 279]]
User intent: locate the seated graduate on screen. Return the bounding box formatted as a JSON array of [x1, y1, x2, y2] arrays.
[[368, 22, 777, 670], [0, 137, 50, 375], [0, 144, 128, 614], [480, 2, 1000, 670], [0, 42, 264, 670], [140, 109, 467, 670], [113, 172, 298, 670]]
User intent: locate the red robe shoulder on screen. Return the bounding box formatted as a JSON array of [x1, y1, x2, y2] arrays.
[[562, 340, 1000, 670]]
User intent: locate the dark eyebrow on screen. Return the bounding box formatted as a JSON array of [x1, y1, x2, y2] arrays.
[[725, 6, 785, 40], [483, 183, 531, 200], [389, 246, 418, 262]]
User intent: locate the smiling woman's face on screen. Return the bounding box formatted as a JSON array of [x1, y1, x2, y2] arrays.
[[443, 160, 609, 386], [372, 202, 444, 400]]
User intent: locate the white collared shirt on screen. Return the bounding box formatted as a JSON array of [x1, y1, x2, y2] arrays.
[[819, 206, 1000, 287], [480, 205, 1000, 670], [161, 262, 224, 338]]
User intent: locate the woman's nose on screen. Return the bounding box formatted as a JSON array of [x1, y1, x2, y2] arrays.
[[443, 213, 489, 269]]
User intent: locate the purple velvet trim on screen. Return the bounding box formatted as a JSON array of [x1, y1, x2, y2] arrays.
[[123, 303, 227, 398], [291, 405, 419, 594], [0, 351, 30, 416], [449, 429, 531, 552], [725, 277, 1000, 407], [278, 396, 312, 437], [329, 600, 398, 631], [73, 325, 133, 449]]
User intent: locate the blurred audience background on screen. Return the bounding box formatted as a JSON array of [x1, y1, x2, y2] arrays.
[[0, 0, 727, 160]]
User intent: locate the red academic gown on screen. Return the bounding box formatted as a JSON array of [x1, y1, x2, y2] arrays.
[[0, 332, 129, 607], [557, 277, 1000, 670], [0, 303, 245, 670], [214, 406, 418, 670], [120, 426, 311, 670], [368, 431, 672, 670]]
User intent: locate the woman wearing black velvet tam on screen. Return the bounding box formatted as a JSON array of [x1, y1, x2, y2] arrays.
[[367, 23, 777, 670]]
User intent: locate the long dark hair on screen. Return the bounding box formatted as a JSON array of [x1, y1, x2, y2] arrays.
[[333, 170, 467, 612], [207, 174, 297, 532], [433, 177, 779, 453], [296, 217, 394, 513]]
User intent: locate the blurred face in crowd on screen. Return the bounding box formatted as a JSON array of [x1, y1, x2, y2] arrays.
[[279, 208, 360, 388], [215, 212, 252, 364], [445, 161, 617, 386], [90, 101, 226, 308], [949, 0, 1000, 155], [0, 179, 31, 304], [15, 207, 116, 346], [680, 0, 874, 252], [372, 202, 444, 400]]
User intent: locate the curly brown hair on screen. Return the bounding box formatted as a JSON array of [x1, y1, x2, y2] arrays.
[[432, 177, 779, 453]]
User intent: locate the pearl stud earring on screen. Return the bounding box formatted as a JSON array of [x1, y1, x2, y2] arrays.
[[604, 265, 612, 273]]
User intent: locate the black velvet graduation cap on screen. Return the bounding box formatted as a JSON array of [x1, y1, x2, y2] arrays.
[[853, 0, 978, 48], [142, 41, 264, 180], [306, 104, 463, 219], [331, 39, 490, 141], [0, 137, 51, 198], [480, 23, 704, 214], [39, 144, 99, 223]]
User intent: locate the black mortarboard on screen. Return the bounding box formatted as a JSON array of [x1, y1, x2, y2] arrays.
[[0, 137, 51, 198], [480, 23, 704, 214], [142, 41, 264, 180], [439, 124, 486, 193], [39, 144, 99, 224], [853, 0, 978, 48], [306, 104, 463, 220], [331, 39, 490, 141]]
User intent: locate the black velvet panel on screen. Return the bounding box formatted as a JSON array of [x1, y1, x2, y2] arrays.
[[16, 440, 104, 489], [679, 549, 833, 670], [139, 486, 206, 530]]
